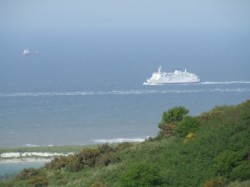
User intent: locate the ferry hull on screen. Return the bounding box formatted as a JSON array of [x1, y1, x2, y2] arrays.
[[143, 80, 200, 85]]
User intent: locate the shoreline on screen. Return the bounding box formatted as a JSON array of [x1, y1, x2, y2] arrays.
[[0, 158, 52, 164], [0, 152, 74, 164], [0, 140, 145, 164]]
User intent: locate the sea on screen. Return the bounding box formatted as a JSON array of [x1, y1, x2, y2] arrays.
[[0, 30, 250, 177], [1, 82, 250, 148]]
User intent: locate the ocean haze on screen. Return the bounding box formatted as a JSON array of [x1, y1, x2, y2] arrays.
[[1, 30, 250, 92], [1, 1, 250, 91], [0, 1, 250, 147]]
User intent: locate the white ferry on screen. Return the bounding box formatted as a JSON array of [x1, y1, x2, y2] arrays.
[[143, 66, 200, 85]]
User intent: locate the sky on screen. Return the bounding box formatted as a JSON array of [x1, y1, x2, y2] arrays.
[[1, 0, 250, 33], [1, 1, 250, 91]]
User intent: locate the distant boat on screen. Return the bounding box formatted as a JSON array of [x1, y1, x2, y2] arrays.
[[22, 49, 38, 56], [22, 49, 30, 56], [143, 66, 200, 85]]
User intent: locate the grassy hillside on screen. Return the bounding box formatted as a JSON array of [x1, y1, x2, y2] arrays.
[[1, 100, 250, 187]]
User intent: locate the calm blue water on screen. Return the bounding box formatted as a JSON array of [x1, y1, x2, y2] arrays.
[[0, 31, 250, 147], [0, 161, 47, 179], [0, 82, 250, 147]]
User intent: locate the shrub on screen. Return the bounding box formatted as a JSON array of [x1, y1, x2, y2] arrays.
[[119, 163, 162, 187], [91, 181, 108, 187], [96, 155, 121, 167], [161, 106, 189, 123], [77, 148, 101, 167], [28, 175, 48, 187], [215, 150, 246, 178], [176, 116, 200, 137], [15, 168, 40, 180], [230, 161, 250, 181], [45, 156, 68, 170], [183, 132, 195, 144], [158, 106, 189, 138], [200, 111, 223, 121], [98, 144, 114, 154], [203, 177, 227, 187], [115, 142, 134, 151], [157, 123, 176, 137], [66, 157, 83, 172], [15, 168, 48, 187], [227, 180, 250, 187]]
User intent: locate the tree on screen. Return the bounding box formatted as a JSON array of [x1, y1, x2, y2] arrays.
[[162, 106, 189, 124], [158, 106, 189, 137], [176, 116, 200, 137]]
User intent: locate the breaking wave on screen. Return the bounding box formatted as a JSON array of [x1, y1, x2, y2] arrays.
[[92, 137, 146, 144], [0, 88, 250, 97]]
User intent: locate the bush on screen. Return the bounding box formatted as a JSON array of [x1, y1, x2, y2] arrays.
[[119, 163, 162, 187], [66, 156, 83, 172], [230, 161, 250, 180], [98, 144, 114, 154], [203, 177, 227, 187], [161, 106, 189, 123], [115, 142, 134, 151], [16, 168, 40, 180], [158, 106, 189, 138], [77, 148, 101, 167], [15, 168, 48, 187], [96, 155, 121, 167], [157, 123, 176, 137], [227, 180, 250, 187], [183, 132, 195, 144], [176, 116, 200, 137], [215, 150, 246, 178], [45, 156, 68, 170], [91, 181, 108, 187], [28, 175, 48, 187]]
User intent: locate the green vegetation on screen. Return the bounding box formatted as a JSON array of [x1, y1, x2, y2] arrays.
[[1, 100, 250, 187]]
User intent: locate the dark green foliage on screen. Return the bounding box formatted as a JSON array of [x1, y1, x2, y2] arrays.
[[230, 161, 250, 181], [98, 144, 114, 154], [114, 142, 134, 151], [161, 106, 189, 123], [96, 155, 121, 167], [157, 122, 177, 137], [28, 175, 48, 187], [158, 106, 189, 138], [176, 116, 200, 137], [15, 168, 40, 180], [91, 181, 108, 187], [203, 177, 228, 187], [215, 150, 246, 178], [119, 163, 162, 187], [66, 156, 83, 172], [45, 156, 68, 170], [45, 145, 121, 174], [15, 168, 48, 187], [77, 148, 101, 167]]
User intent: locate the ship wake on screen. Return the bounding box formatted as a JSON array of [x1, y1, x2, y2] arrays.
[[201, 81, 250, 85]]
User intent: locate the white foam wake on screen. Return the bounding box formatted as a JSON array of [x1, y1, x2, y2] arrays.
[[201, 81, 250, 85], [93, 138, 146, 144], [0, 88, 250, 97]]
